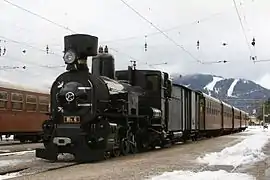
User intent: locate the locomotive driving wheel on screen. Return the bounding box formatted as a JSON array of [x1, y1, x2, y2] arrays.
[[128, 132, 137, 154]]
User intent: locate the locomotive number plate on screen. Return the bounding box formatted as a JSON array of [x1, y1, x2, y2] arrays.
[[63, 116, 80, 123]]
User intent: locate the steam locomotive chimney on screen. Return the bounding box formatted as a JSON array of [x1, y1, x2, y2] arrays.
[[63, 34, 98, 71], [91, 45, 115, 79]]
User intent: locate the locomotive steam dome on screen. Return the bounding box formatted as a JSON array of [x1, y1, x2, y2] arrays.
[[91, 46, 115, 79]]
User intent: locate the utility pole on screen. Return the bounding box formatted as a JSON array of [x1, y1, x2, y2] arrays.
[[263, 103, 265, 125]]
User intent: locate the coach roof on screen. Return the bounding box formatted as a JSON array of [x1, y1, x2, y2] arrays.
[[0, 81, 49, 94]]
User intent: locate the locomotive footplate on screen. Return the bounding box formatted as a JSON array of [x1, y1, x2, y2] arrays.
[[36, 124, 107, 162], [36, 143, 105, 162]]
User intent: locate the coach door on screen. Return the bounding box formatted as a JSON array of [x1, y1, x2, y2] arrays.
[[191, 91, 196, 130], [199, 97, 205, 130]]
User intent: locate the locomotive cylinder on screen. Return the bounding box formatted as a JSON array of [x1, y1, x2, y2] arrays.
[[91, 46, 115, 79]]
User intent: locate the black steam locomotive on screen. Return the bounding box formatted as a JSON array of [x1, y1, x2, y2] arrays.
[[36, 34, 182, 162], [36, 34, 248, 162]]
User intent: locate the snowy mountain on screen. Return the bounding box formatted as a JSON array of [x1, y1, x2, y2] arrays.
[[172, 73, 270, 114]]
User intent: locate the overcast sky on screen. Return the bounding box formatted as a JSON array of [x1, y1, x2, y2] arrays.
[[0, 0, 270, 90]]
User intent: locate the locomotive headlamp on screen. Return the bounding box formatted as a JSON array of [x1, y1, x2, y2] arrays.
[[63, 50, 76, 64]]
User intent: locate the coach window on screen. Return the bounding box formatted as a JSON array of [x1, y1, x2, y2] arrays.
[[26, 95, 37, 112], [39, 96, 49, 113], [11, 93, 23, 111], [0, 91, 8, 109]]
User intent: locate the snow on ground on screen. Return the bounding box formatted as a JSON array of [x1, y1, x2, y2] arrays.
[[204, 76, 223, 91], [0, 159, 32, 168], [0, 172, 21, 180], [0, 150, 34, 157], [197, 126, 270, 167], [149, 170, 255, 180], [149, 126, 267, 180], [1, 135, 14, 141], [227, 79, 239, 97]]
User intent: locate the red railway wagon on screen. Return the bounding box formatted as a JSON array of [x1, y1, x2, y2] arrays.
[[0, 81, 50, 143]]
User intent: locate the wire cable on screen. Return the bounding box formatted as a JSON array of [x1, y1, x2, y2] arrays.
[[2, 0, 76, 33], [101, 11, 227, 44], [0, 35, 62, 57], [118, 0, 202, 63], [2, 0, 148, 66], [3, 0, 225, 66], [232, 0, 253, 55]]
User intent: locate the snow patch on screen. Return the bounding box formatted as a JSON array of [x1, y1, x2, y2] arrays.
[[204, 77, 223, 91], [0, 150, 34, 157], [0, 172, 21, 180], [149, 126, 263, 180], [1, 135, 14, 141], [149, 170, 255, 180], [0, 159, 32, 168], [197, 126, 270, 167], [227, 79, 239, 97]]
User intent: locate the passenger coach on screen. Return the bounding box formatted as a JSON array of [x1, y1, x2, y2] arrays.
[[167, 83, 248, 140], [0, 81, 50, 142]]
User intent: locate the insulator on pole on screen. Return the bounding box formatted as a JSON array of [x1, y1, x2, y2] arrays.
[[251, 37, 255, 47], [46, 45, 49, 54], [3, 47, 6, 56], [144, 35, 148, 52]]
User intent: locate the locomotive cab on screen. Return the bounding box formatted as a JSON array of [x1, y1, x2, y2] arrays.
[[116, 70, 171, 127]]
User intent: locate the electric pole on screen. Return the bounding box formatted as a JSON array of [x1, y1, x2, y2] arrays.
[[263, 103, 265, 125]]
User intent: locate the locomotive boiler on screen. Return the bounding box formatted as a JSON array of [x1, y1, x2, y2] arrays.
[[36, 34, 168, 162]]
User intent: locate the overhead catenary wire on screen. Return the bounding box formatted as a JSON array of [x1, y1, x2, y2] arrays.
[[118, 0, 202, 64], [1, 0, 146, 66], [101, 11, 227, 44], [0, 55, 64, 70], [2, 0, 76, 34], [232, 0, 253, 56], [0, 35, 62, 57], [2, 0, 243, 66]]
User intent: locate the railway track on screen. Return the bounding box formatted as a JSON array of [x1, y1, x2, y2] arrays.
[[0, 141, 39, 147], [0, 132, 246, 179]]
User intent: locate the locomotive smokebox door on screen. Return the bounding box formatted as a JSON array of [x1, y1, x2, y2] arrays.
[[64, 34, 98, 58]]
